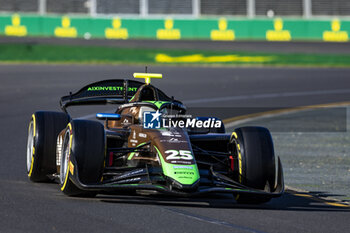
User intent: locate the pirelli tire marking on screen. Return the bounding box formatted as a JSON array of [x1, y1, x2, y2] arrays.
[[27, 114, 36, 177], [61, 123, 73, 191], [231, 132, 242, 183]]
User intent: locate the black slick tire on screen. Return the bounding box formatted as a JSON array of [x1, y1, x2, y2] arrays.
[[60, 120, 105, 197], [27, 111, 70, 182], [231, 126, 276, 204]]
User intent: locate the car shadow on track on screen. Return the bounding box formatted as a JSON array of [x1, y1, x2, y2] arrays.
[[95, 190, 350, 212], [305, 191, 349, 202]]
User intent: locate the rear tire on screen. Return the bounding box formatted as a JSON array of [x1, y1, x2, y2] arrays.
[[27, 111, 70, 182], [60, 120, 105, 197], [231, 127, 276, 204]]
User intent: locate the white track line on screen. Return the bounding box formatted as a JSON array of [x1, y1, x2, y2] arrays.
[[183, 88, 350, 104]]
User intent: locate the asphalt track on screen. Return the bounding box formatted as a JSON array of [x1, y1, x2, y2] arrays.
[[1, 64, 350, 233]]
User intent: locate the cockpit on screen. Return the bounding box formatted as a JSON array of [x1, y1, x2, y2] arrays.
[[107, 81, 187, 128], [139, 86, 157, 101]]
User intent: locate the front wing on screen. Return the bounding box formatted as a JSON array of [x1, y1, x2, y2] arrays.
[[66, 156, 284, 198]]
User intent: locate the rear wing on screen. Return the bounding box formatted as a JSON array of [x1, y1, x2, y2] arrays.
[[60, 79, 144, 112]]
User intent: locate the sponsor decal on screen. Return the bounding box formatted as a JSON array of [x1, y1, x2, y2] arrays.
[[105, 18, 128, 40], [211, 18, 235, 41], [156, 18, 181, 40], [161, 131, 181, 137], [5, 14, 27, 37], [169, 138, 179, 142], [122, 117, 132, 126], [87, 86, 138, 92], [323, 19, 349, 42], [177, 176, 193, 179], [130, 131, 137, 146], [169, 160, 192, 165], [173, 165, 193, 170], [130, 139, 138, 144], [174, 172, 195, 175], [160, 138, 187, 143], [54, 16, 77, 38], [266, 18, 291, 41], [139, 133, 147, 138]]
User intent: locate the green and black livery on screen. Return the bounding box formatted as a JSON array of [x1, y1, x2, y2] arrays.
[[27, 74, 284, 204]]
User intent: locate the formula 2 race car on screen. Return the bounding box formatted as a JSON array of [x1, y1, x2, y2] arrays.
[[26, 73, 284, 204]]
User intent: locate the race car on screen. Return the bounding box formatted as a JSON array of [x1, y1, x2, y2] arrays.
[[26, 73, 284, 204]]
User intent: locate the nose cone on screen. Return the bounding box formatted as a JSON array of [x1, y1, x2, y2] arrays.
[[152, 129, 200, 188]]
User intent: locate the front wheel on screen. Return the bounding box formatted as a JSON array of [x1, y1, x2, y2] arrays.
[[60, 120, 105, 197], [27, 111, 70, 182], [230, 126, 276, 204]]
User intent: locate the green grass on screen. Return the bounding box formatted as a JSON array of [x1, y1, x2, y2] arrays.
[[1, 43, 350, 67]]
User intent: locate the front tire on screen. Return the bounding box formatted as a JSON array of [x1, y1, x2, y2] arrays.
[[231, 127, 276, 204], [27, 111, 70, 182], [60, 120, 105, 197]]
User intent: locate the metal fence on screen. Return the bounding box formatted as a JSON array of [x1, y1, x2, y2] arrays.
[[0, 0, 349, 17], [256, 0, 303, 16]]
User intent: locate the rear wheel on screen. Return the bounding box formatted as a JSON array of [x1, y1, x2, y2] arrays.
[[27, 111, 70, 182], [60, 120, 105, 197], [230, 126, 276, 204]]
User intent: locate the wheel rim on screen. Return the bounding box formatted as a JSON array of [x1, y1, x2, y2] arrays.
[[26, 121, 34, 173], [60, 130, 71, 184]]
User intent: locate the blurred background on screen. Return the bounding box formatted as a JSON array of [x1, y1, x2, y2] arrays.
[[0, 0, 349, 18], [0, 0, 349, 42]]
